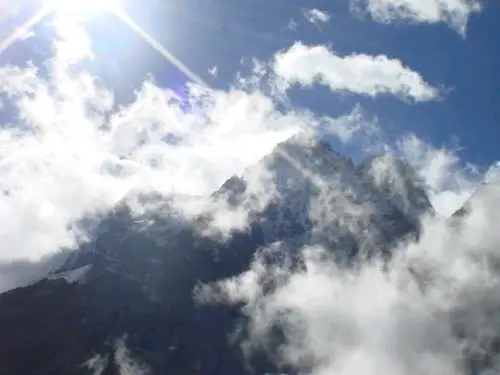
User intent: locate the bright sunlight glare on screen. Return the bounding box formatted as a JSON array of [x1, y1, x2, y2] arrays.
[[48, 0, 120, 17]]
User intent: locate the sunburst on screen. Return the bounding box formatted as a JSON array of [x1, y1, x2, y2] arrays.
[[0, 0, 206, 86]]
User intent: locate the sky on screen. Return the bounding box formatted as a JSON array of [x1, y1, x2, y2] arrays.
[[3, 0, 499, 168], [46, 0, 500, 165], [3, 1, 500, 374]]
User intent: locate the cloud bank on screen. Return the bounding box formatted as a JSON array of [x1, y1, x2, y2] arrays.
[[199, 177, 500, 375]]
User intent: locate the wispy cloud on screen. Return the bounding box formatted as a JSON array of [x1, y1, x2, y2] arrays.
[[114, 337, 150, 375], [396, 134, 479, 215], [302, 8, 331, 26], [198, 172, 500, 375], [84, 336, 150, 375], [273, 42, 440, 102], [286, 18, 299, 31], [351, 0, 482, 35]]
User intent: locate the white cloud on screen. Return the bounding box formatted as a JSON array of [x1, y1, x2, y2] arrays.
[[396, 134, 479, 215], [84, 336, 150, 375], [114, 337, 150, 375], [351, 0, 482, 35], [273, 43, 439, 102], [302, 8, 331, 26], [200, 177, 500, 375], [485, 161, 500, 184]]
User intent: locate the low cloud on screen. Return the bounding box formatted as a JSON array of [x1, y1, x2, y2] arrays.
[[351, 0, 482, 35], [273, 43, 440, 102], [396, 134, 480, 215], [85, 336, 150, 375], [199, 178, 500, 375]]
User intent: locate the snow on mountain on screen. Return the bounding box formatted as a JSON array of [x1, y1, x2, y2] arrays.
[[216, 132, 432, 254], [42, 132, 433, 289], [358, 154, 433, 221], [47, 265, 92, 284]]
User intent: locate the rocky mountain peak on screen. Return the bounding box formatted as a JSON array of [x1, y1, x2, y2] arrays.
[[0, 132, 436, 375]]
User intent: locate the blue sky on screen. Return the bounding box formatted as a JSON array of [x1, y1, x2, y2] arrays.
[[54, 1, 500, 165], [144, 0, 499, 168], [3, 0, 499, 168]]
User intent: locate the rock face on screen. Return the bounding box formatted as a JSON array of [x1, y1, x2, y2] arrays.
[[0, 134, 432, 375]]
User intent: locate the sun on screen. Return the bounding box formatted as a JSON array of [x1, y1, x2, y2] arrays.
[[48, 0, 119, 18]]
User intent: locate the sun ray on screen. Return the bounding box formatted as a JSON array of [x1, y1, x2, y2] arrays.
[[112, 7, 207, 87], [48, 0, 119, 18], [0, 1, 206, 88], [0, 6, 51, 55]]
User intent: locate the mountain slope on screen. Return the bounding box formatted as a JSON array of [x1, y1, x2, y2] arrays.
[[0, 133, 433, 375]]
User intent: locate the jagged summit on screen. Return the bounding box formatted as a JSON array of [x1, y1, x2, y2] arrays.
[[214, 132, 432, 253], [274, 130, 336, 155], [358, 153, 433, 219]]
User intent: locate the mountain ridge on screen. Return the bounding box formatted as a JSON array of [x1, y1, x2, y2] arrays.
[[0, 133, 435, 375]]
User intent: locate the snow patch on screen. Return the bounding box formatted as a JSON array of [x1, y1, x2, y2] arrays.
[[47, 264, 92, 284]]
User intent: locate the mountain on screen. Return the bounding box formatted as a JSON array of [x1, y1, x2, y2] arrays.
[[218, 133, 431, 255], [0, 133, 433, 375]]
